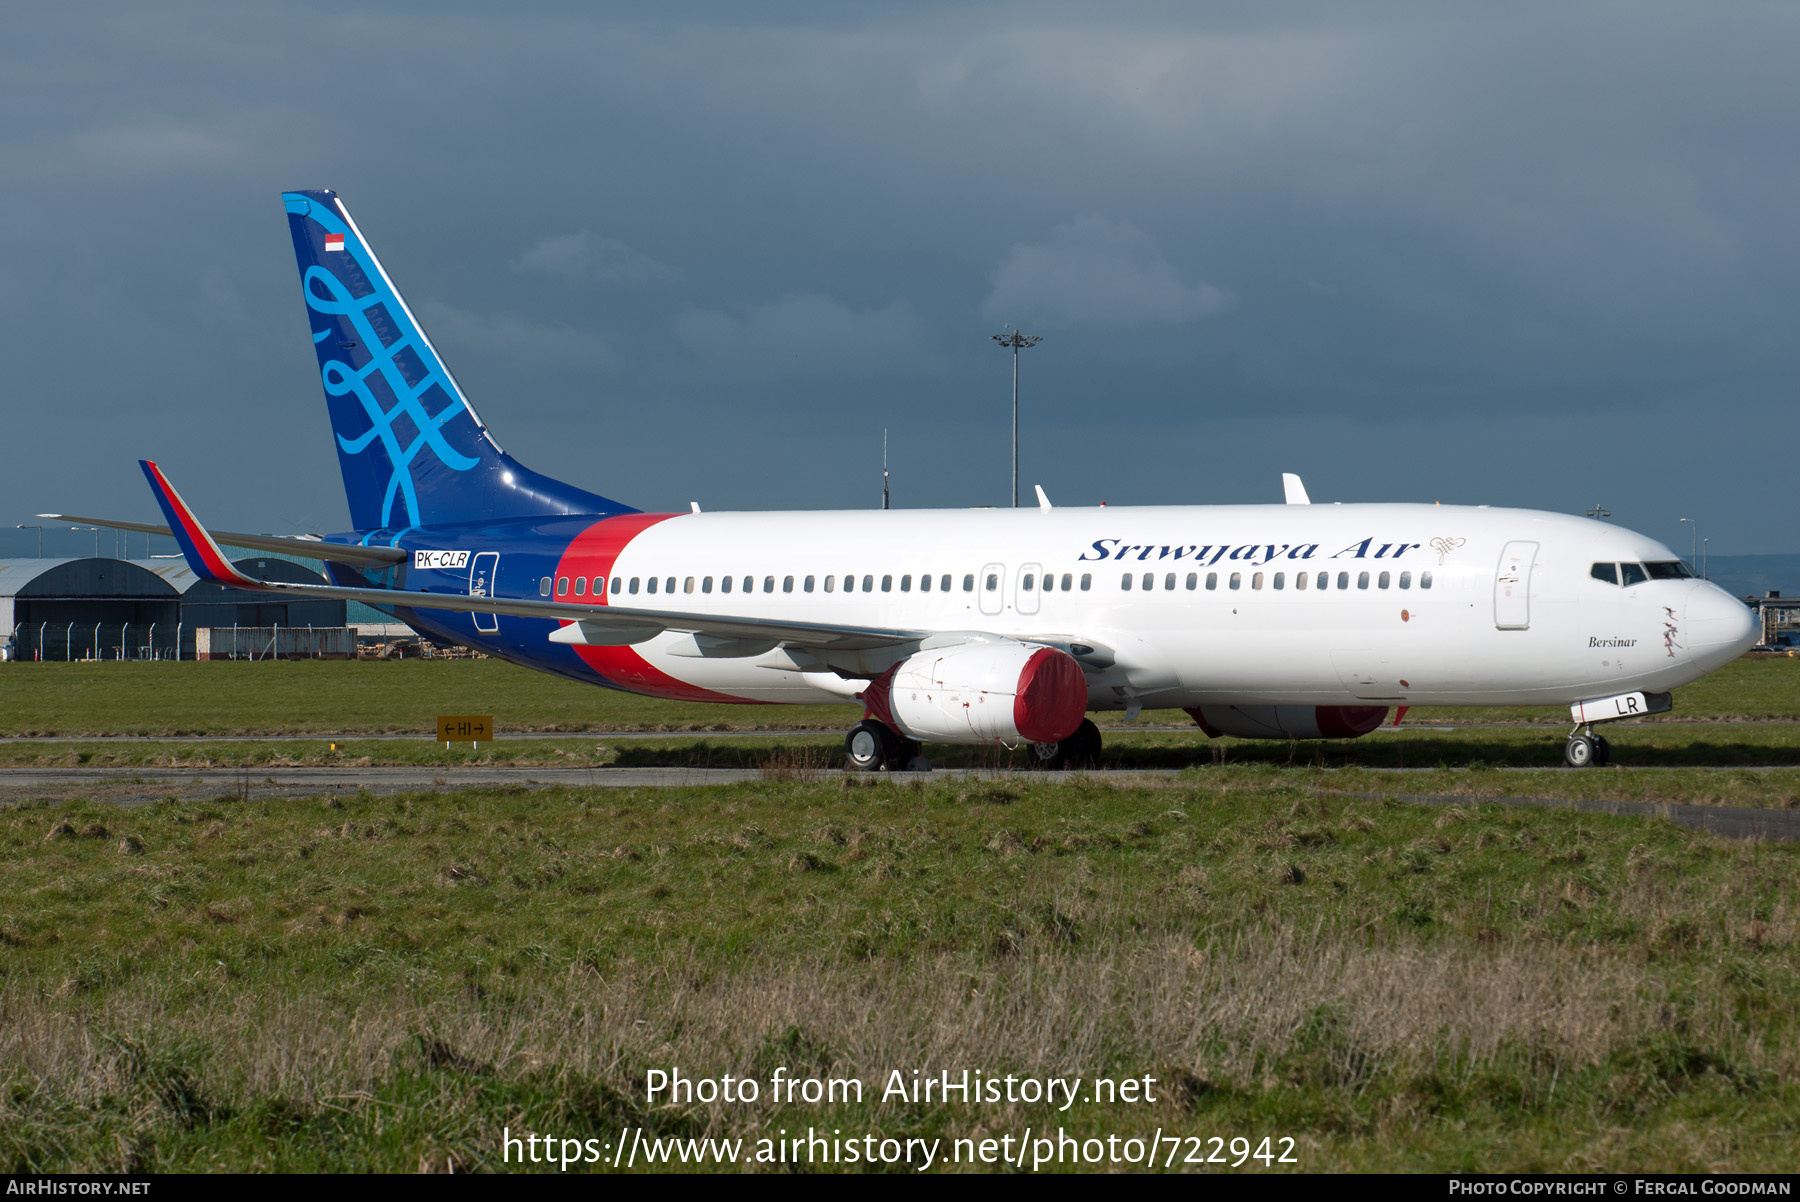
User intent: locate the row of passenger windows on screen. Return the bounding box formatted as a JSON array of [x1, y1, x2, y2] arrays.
[[1123, 569, 1432, 592], [538, 568, 1432, 598], [1590, 561, 1693, 586], [538, 572, 1097, 597]]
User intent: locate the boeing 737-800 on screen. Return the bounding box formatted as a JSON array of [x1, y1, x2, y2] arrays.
[[48, 190, 1761, 770]]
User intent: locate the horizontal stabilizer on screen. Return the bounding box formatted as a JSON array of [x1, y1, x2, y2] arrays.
[[38, 512, 405, 567]]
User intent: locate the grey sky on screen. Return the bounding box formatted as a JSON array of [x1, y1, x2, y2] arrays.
[[3, 3, 1796, 552]]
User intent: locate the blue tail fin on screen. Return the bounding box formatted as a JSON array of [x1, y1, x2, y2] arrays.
[[283, 189, 634, 530]]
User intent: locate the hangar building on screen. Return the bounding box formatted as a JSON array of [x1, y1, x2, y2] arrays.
[[1, 557, 346, 660]]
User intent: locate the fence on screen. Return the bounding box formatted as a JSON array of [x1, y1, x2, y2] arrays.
[[7, 624, 353, 662]]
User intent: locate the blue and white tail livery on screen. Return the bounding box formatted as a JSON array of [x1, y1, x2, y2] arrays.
[[283, 190, 628, 531], [48, 190, 1762, 771]]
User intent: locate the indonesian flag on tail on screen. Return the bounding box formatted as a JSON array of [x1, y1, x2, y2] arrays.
[[324, 233, 345, 253]]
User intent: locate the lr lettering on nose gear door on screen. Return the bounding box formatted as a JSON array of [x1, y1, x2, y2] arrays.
[[1494, 541, 1537, 630]]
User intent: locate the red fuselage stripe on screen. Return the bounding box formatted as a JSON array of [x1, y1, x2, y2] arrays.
[[552, 513, 762, 704]]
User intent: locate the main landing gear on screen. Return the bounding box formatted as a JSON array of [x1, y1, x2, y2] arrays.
[[842, 718, 1105, 772], [844, 719, 923, 773], [1564, 725, 1612, 769], [1027, 719, 1103, 771]]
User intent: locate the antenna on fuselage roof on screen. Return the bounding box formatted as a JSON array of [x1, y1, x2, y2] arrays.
[[882, 429, 890, 511]]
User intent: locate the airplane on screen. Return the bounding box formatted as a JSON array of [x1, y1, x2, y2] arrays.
[[46, 189, 1761, 771]]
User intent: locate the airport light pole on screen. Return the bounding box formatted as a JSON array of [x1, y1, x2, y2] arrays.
[[991, 330, 1041, 508], [1680, 518, 1698, 571]]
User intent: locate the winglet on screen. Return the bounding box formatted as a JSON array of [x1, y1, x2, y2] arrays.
[[137, 461, 262, 587], [1034, 484, 1052, 512], [1282, 473, 1311, 505]]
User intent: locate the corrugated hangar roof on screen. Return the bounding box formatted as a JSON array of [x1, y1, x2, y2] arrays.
[[0, 558, 198, 598], [0, 557, 337, 598]]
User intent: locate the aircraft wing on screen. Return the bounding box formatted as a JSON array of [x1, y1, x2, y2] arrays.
[[134, 459, 923, 653], [36, 512, 406, 568]]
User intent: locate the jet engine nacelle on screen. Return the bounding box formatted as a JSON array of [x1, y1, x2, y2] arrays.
[[863, 641, 1089, 746], [1186, 704, 1389, 741]]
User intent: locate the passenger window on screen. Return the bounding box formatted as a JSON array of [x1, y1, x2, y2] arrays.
[[983, 573, 996, 591], [944, 575, 955, 592], [610, 577, 622, 595], [1337, 572, 1350, 590], [1206, 572, 1218, 590], [1378, 571, 1390, 589], [1420, 572, 1433, 589], [1079, 574, 1091, 591], [1620, 563, 1647, 587], [703, 576, 713, 594], [647, 577, 658, 594], [595, 576, 607, 596], [1185, 572, 1197, 590], [824, 575, 834, 593], [666, 577, 675, 594], [1164, 573, 1176, 590], [764, 576, 775, 593], [539, 576, 551, 597], [1317, 572, 1328, 590], [964, 574, 975, 592], [1229, 572, 1241, 590], [1142, 572, 1154, 590], [804, 575, 814, 593], [1357, 571, 1369, 589], [782, 576, 793, 593], [721, 576, 732, 594], [919, 574, 930, 592], [629, 577, 640, 594], [881, 575, 892, 592], [843, 575, 855, 593], [1274, 572, 1285, 590], [684, 577, 695, 594], [1590, 563, 1618, 585], [556, 576, 569, 596], [1252, 572, 1264, 590], [1121, 572, 1133, 591], [902, 574, 913, 592], [1398, 572, 1410, 589], [1296, 572, 1308, 591], [864, 575, 875, 592], [574, 577, 586, 595]]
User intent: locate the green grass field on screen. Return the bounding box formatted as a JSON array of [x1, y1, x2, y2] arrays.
[[4, 655, 1800, 737], [3, 656, 1799, 1172], [2, 780, 1796, 1172]]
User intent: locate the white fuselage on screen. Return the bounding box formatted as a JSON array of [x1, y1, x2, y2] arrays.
[[583, 502, 1758, 711]]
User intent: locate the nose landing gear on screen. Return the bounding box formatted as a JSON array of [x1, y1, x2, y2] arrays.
[[1564, 725, 1612, 768]]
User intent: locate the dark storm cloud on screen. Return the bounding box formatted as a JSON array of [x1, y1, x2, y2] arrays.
[[2, 2, 1796, 551]]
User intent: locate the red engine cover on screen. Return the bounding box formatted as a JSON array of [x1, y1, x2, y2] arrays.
[[1013, 646, 1089, 744]]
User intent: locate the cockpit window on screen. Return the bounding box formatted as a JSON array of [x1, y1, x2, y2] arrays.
[[1590, 563, 1618, 586], [1619, 563, 1648, 587], [1643, 561, 1693, 580]]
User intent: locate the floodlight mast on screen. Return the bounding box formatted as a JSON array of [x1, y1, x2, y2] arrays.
[[991, 330, 1041, 507]]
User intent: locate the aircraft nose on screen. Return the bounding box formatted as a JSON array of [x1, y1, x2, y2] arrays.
[[1685, 582, 1760, 670]]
